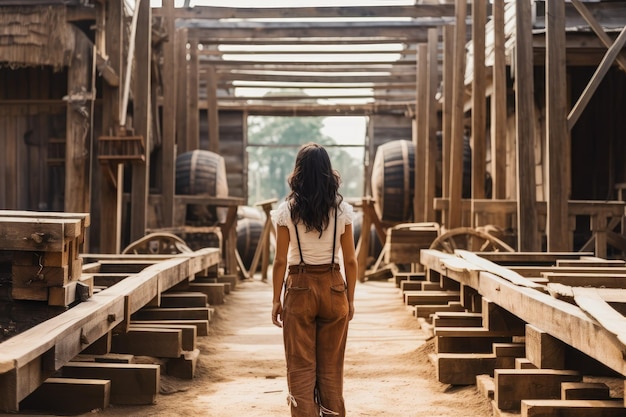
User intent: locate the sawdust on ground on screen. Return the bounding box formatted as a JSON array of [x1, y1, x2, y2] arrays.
[[79, 277, 493, 417]]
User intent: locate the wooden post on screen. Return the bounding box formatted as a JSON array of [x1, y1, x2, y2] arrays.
[[448, 0, 467, 229], [161, 0, 177, 228], [491, 0, 507, 200], [176, 28, 189, 154], [471, 0, 487, 208], [100, 0, 124, 254], [414, 44, 428, 223], [442, 25, 455, 210], [187, 39, 200, 151], [65, 28, 92, 216], [356, 198, 373, 282], [246, 199, 277, 281], [515, 0, 539, 251], [130, 0, 151, 242], [546, 0, 570, 251], [425, 28, 439, 222], [206, 66, 220, 154]]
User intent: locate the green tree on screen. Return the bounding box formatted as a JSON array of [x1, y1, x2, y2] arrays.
[[247, 116, 363, 206]]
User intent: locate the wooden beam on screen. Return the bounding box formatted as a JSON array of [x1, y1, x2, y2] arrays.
[[426, 28, 439, 222], [567, 24, 626, 130], [161, 0, 176, 228], [570, 0, 626, 74], [448, 0, 467, 229], [471, 0, 487, 204], [205, 66, 219, 153], [490, 0, 507, 200], [441, 25, 454, 202], [100, 0, 124, 254], [515, 0, 539, 251], [186, 22, 438, 43], [174, 28, 188, 155], [130, 0, 151, 243], [546, 0, 570, 252], [152, 5, 459, 20], [65, 28, 92, 216], [186, 39, 200, 151], [414, 43, 428, 223]]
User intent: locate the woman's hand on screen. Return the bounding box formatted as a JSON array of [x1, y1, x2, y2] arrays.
[[348, 301, 355, 321], [272, 301, 283, 328]]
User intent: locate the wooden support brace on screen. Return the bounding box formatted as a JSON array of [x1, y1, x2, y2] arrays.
[[561, 382, 611, 400], [20, 377, 110, 414], [494, 369, 581, 411], [62, 362, 160, 405], [166, 348, 200, 380], [434, 352, 497, 385], [525, 324, 566, 370], [521, 399, 625, 417], [111, 328, 183, 358]]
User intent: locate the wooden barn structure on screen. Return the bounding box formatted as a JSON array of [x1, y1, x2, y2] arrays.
[[2, 0, 626, 414], [1, 1, 625, 268]]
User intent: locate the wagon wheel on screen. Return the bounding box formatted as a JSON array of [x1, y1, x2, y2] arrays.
[[122, 232, 193, 255], [429, 227, 515, 254]]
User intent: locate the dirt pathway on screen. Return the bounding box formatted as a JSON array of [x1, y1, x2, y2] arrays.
[[84, 277, 492, 417]]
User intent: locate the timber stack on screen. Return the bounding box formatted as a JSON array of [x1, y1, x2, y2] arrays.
[[0, 210, 91, 308], [393, 249, 626, 416]]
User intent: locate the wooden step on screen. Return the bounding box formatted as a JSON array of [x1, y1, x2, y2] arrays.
[[521, 399, 625, 416], [404, 290, 460, 306], [20, 377, 110, 414], [62, 362, 160, 405]]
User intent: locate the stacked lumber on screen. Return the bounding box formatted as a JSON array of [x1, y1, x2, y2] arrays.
[[0, 211, 91, 307], [418, 249, 626, 416]]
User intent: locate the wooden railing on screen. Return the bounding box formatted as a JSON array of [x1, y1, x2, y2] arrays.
[[434, 198, 626, 258]]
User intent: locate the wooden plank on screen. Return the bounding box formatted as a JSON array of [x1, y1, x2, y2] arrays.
[[160, 292, 208, 308], [455, 250, 544, 289], [572, 287, 626, 346], [111, 327, 182, 358], [561, 382, 611, 400], [521, 399, 625, 417], [421, 250, 626, 375], [166, 348, 200, 380], [0, 217, 82, 251], [130, 319, 209, 336], [495, 369, 581, 411], [131, 307, 211, 322], [20, 377, 110, 414], [61, 362, 159, 405], [129, 323, 197, 351], [435, 352, 497, 385], [525, 324, 567, 370]]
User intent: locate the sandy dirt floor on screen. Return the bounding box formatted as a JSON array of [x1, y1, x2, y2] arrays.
[[2, 277, 495, 417], [62, 276, 493, 417]]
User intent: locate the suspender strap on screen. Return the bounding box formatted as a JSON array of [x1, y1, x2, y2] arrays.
[[293, 206, 339, 267]]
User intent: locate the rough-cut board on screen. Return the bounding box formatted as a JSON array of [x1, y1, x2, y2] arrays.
[[0, 248, 220, 412], [20, 377, 110, 414], [61, 362, 160, 405], [0, 217, 83, 251]]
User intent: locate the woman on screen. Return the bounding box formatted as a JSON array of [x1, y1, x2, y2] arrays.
[[271, 142, 357, 417]]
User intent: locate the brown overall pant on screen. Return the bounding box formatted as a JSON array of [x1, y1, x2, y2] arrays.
[[283, 263, 350, 417]]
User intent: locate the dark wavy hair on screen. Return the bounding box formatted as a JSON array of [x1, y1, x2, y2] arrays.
[[287, 143, 343, 236]]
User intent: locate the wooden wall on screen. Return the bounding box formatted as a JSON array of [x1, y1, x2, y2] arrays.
[[0, 67, 67, 211]]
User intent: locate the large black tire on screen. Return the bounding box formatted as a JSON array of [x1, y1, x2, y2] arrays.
[[176, 150, 229, 225]]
